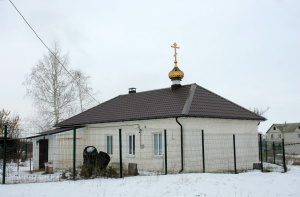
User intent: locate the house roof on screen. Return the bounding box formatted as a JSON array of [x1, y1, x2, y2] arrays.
[[267, 123, 300, 133], [55, 83, 265, 127], [25, 127, 80, 139]]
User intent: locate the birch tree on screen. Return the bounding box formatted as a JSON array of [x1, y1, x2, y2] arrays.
[[73, 69, 99, 113], [24, 43, 76, 130], [24, 43, 99, 131]]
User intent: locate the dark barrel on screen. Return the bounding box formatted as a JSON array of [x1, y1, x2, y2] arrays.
[[82, 146, 98, 177], [83, 146, 98, 164], [97, 151, 111, 171]]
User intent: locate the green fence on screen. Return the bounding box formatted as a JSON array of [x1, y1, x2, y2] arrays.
[[2, 128, 298, 184]]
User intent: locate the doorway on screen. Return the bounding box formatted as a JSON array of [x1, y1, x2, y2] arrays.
[[39, 139, 48, 169]]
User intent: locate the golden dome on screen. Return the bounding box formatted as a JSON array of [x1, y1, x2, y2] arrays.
[[169, 65, 184, 81]]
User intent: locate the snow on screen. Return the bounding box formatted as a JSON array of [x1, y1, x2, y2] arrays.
[[1, 165, 300, 197], [87, 146, 96, 153]]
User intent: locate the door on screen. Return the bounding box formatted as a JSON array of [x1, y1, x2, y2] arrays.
[[39, 139, 48, 169]]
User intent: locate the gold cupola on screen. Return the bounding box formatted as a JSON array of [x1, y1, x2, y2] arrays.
[[169, 65, 184, 81], [169, 42, 184, 85]]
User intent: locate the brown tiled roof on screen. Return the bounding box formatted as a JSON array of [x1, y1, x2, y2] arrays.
[[55, 83, 265, 127]]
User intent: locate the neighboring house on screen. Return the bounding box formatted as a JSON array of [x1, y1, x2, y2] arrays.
[[266, 123, 300, 144], [28, 44, 265, 173]]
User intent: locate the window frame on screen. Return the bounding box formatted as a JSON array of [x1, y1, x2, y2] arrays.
[[128, 134, 135, 157], [106, 135, 113, 156], [271, 134, 274, 139], [278, 134, 282, 139], [273, 127, 276, 130], [153, 133, 162, 157]]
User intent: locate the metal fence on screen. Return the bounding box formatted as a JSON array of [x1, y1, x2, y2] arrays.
[[258, 134, 300, 172], [2, 126, 299, 184]]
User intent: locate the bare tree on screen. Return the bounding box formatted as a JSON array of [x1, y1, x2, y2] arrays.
[[24, 43, 76, 131], [251, 107, 270, 116], [73, 69, 99, 113], [0, 109, 20, 138], [24, 43, 99, 131]]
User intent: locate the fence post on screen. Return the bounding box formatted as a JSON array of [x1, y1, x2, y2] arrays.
[[73, 127, 76, 181], [233, 134, 237, 174], [30, 139, 32, 173], [265, 142, 268, 162], [25, 142, 28, 161], [282, 138, 287, 172], [259, 134, 263, 172], [17, 140, 20, 171], [201, 130, 205, 173], [164, 129, 167, 175], [119, 129, 123, 178], [258, 135, 261, 161], [273, 141, 275, 164], [2, 125, 7, 184]]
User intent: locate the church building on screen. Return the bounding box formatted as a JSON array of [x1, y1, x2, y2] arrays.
[[30, 43, 265, 174]]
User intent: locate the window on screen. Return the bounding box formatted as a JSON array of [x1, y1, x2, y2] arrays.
[[154, 133, 162, 156], [298, 126, 300, 130], [273, 127, 276, 130], [128, 134, 135, 156], [271, 134, 274, 139], [106, 135, 113, 155], [278, 134, 281, 139], [298, 134, 300, 138]]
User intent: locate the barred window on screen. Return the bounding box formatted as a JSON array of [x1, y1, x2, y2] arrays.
[[128, 134, 135, 156], [154, 133, 162, 156], [106, 135, 113, 155]]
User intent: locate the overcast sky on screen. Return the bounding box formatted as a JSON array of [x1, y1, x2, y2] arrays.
[[1, 0, 299, 133]]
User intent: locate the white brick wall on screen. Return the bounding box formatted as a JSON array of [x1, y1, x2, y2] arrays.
[[33, 117, 260, 173]]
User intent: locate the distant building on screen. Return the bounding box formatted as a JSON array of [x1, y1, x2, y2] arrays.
[[266, 122, 300, 144]]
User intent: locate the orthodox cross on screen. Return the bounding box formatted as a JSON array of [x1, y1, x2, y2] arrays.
[[171, 42, 180, 64]]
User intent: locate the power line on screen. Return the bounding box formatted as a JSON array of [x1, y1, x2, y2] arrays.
[[9, 0, 100, 104]]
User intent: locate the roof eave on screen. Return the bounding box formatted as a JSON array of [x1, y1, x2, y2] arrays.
[[55, 114, 265, 128]]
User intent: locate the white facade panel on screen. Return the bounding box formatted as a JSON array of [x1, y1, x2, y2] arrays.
[[32, 117, 260, 173]]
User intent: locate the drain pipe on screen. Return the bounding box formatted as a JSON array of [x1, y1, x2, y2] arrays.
[[176, 117, 184, 173]]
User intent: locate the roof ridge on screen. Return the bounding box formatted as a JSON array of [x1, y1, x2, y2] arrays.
[[194, 84, 266, 121], [274, 123, 300, 133], [117, 83, 195, 96], [181, 84, 197, 115], [274, 122, 300, 125]]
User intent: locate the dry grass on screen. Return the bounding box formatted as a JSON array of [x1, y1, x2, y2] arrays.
[[292, 159, 300, 166], [97, 167, 119, 178], [263, 167, 273, 172], [19, 163, 26, 167]]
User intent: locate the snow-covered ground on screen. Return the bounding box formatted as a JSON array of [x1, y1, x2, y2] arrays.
[[1, 165, 300, 197]]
